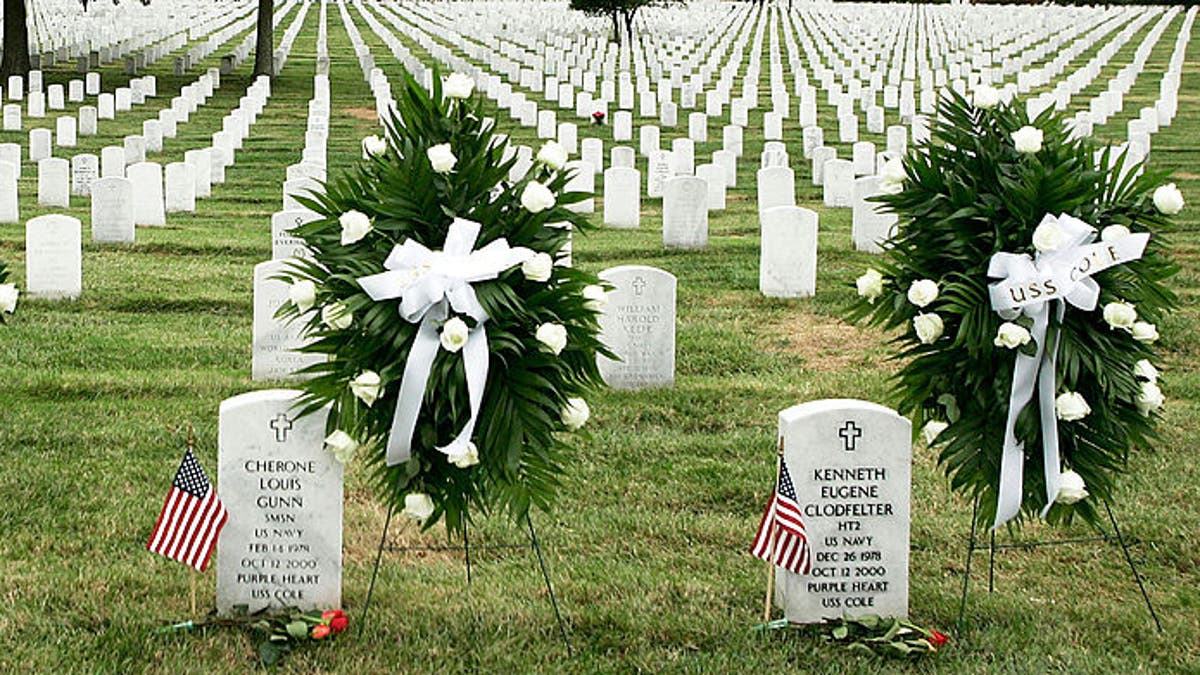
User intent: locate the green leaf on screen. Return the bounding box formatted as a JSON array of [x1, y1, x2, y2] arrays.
[[258, 639, 286, 666], [285, 620, 309, 640]]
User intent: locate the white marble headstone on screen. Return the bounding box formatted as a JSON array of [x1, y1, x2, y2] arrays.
[[70, 153, 99, 197], [127, 161, 166, 226], [91, 176, 135, 243], [597, 265, 676, 390], [216, 389, 342, 615], [25, 214, 82, 299], [252, 259, 325, 381], [271, 210, 319, 260], [773, 399, 911, 623], [603, 167, 640, 229], [760, 206, 817, 298], [662, 176, 708, 249], [38, 157, 69, 207]]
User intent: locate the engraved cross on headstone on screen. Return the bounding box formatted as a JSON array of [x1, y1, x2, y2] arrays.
[[838, 420, 862, 452], [269, 413, 293, 442], [632, 276, 646, 295]]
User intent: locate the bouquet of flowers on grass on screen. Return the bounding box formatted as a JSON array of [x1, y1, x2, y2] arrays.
[[0, 260, 18, 323], [251, 607, 348, 665], [278, 71, 609, 534], [848, 86, 1181, 529]]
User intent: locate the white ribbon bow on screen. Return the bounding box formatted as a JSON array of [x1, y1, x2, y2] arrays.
[[987, 214, 1148, 529], [357, 218, 533, 466]]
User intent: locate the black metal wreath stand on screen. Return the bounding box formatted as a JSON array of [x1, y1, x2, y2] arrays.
[[956, 496, 1162, 632], [356, 504, 573, 657]]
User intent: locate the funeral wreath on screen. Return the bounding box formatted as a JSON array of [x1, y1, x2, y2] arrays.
[[848, 87, 1179, 530], [278, 72, 608, 534]]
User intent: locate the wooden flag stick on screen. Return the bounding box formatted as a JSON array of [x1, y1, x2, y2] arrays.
[[187, 425, 198, 617], [762, 436, 785, 624]]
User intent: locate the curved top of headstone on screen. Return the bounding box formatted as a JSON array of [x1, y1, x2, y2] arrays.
[[779, 398, 905, 424], [219, 388, 305, 414]]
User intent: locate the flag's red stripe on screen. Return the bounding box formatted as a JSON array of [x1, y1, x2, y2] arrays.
[[164, 494, 205, 560], [175, 491, 217, 563], [749, 496, 777, 559], [193, 508, 229, 572], [184, 495, 226, 570], [181, 493, 219, 568], [147, 489, 181, 554], [151, 490, 190, 556]]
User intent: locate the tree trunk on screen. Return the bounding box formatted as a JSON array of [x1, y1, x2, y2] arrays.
[[623, 9, 636, 46], [1, 0, 30, 79], [610, 10, 621, 46], [252, 0, 275, 78]]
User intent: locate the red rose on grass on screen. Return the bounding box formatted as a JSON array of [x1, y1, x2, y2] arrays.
[[323, 609, 349, 634], [591, 111, 605, 125], [311, 624, 331, 640], [928, 629, 949, 648]]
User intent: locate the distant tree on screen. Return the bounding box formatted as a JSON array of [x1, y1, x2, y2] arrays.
[[1, 0, 30, 78], [570, 0, 676, 46], [253, 0, 273, 77]]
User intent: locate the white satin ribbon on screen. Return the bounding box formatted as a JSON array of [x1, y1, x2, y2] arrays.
[[987, 214, 1148, 529], [357, 218, 533, 466]]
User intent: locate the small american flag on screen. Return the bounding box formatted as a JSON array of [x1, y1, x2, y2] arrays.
[[750, 461, 811, 574], [147, 448, 228, 572]]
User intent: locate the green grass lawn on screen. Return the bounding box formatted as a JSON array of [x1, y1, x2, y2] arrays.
[[0, 4, 1198, 672]]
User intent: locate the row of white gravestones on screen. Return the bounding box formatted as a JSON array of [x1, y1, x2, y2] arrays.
[[773, 399, 911, 623], [216, 389, 343, 615]]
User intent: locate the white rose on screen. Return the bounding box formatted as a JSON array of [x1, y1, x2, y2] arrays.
[[321, 302, 353, 330], [1102, 301, 1137, 331], [1055, 470, 1089, 505], [1100, 224, 1130, 242], [443, 72, 475, 99], [402, 493, 436, 521], [922, 420, 948, 445], [582, 284, 609, 312], [0, 283, 17, 314], [440, 316, 470, 352], [361, 134, 387, 158], [907, 279, 939, 308], [1135, 381, 1164, 416], [1012, 126, 1043, 154], [561, 397, 590, 430], [324, 430, 359, 464], [536, 141, 569, 170], [350, 370, 382, 407], [288, 279, 317, 312], [427, 143, 457, 174], [536, 322, 568, 355], [522, 252, 553, 282], [973, 84, 1000, 109], [521, 181, 556, 213], [1055, 391, 1091, 421], [449, 441, 480, 468], [879, 158, 906, 193], [1133, 359, 1158, 382], [1032, 219, 1063, 253], [1152, 183, 1184, 215], [1131, 321, 1159, 343], [340, 210, 373, 246], [993, 322, 1032, 349], [913, 312, 944, 344], [856, 269, 885, 303]]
